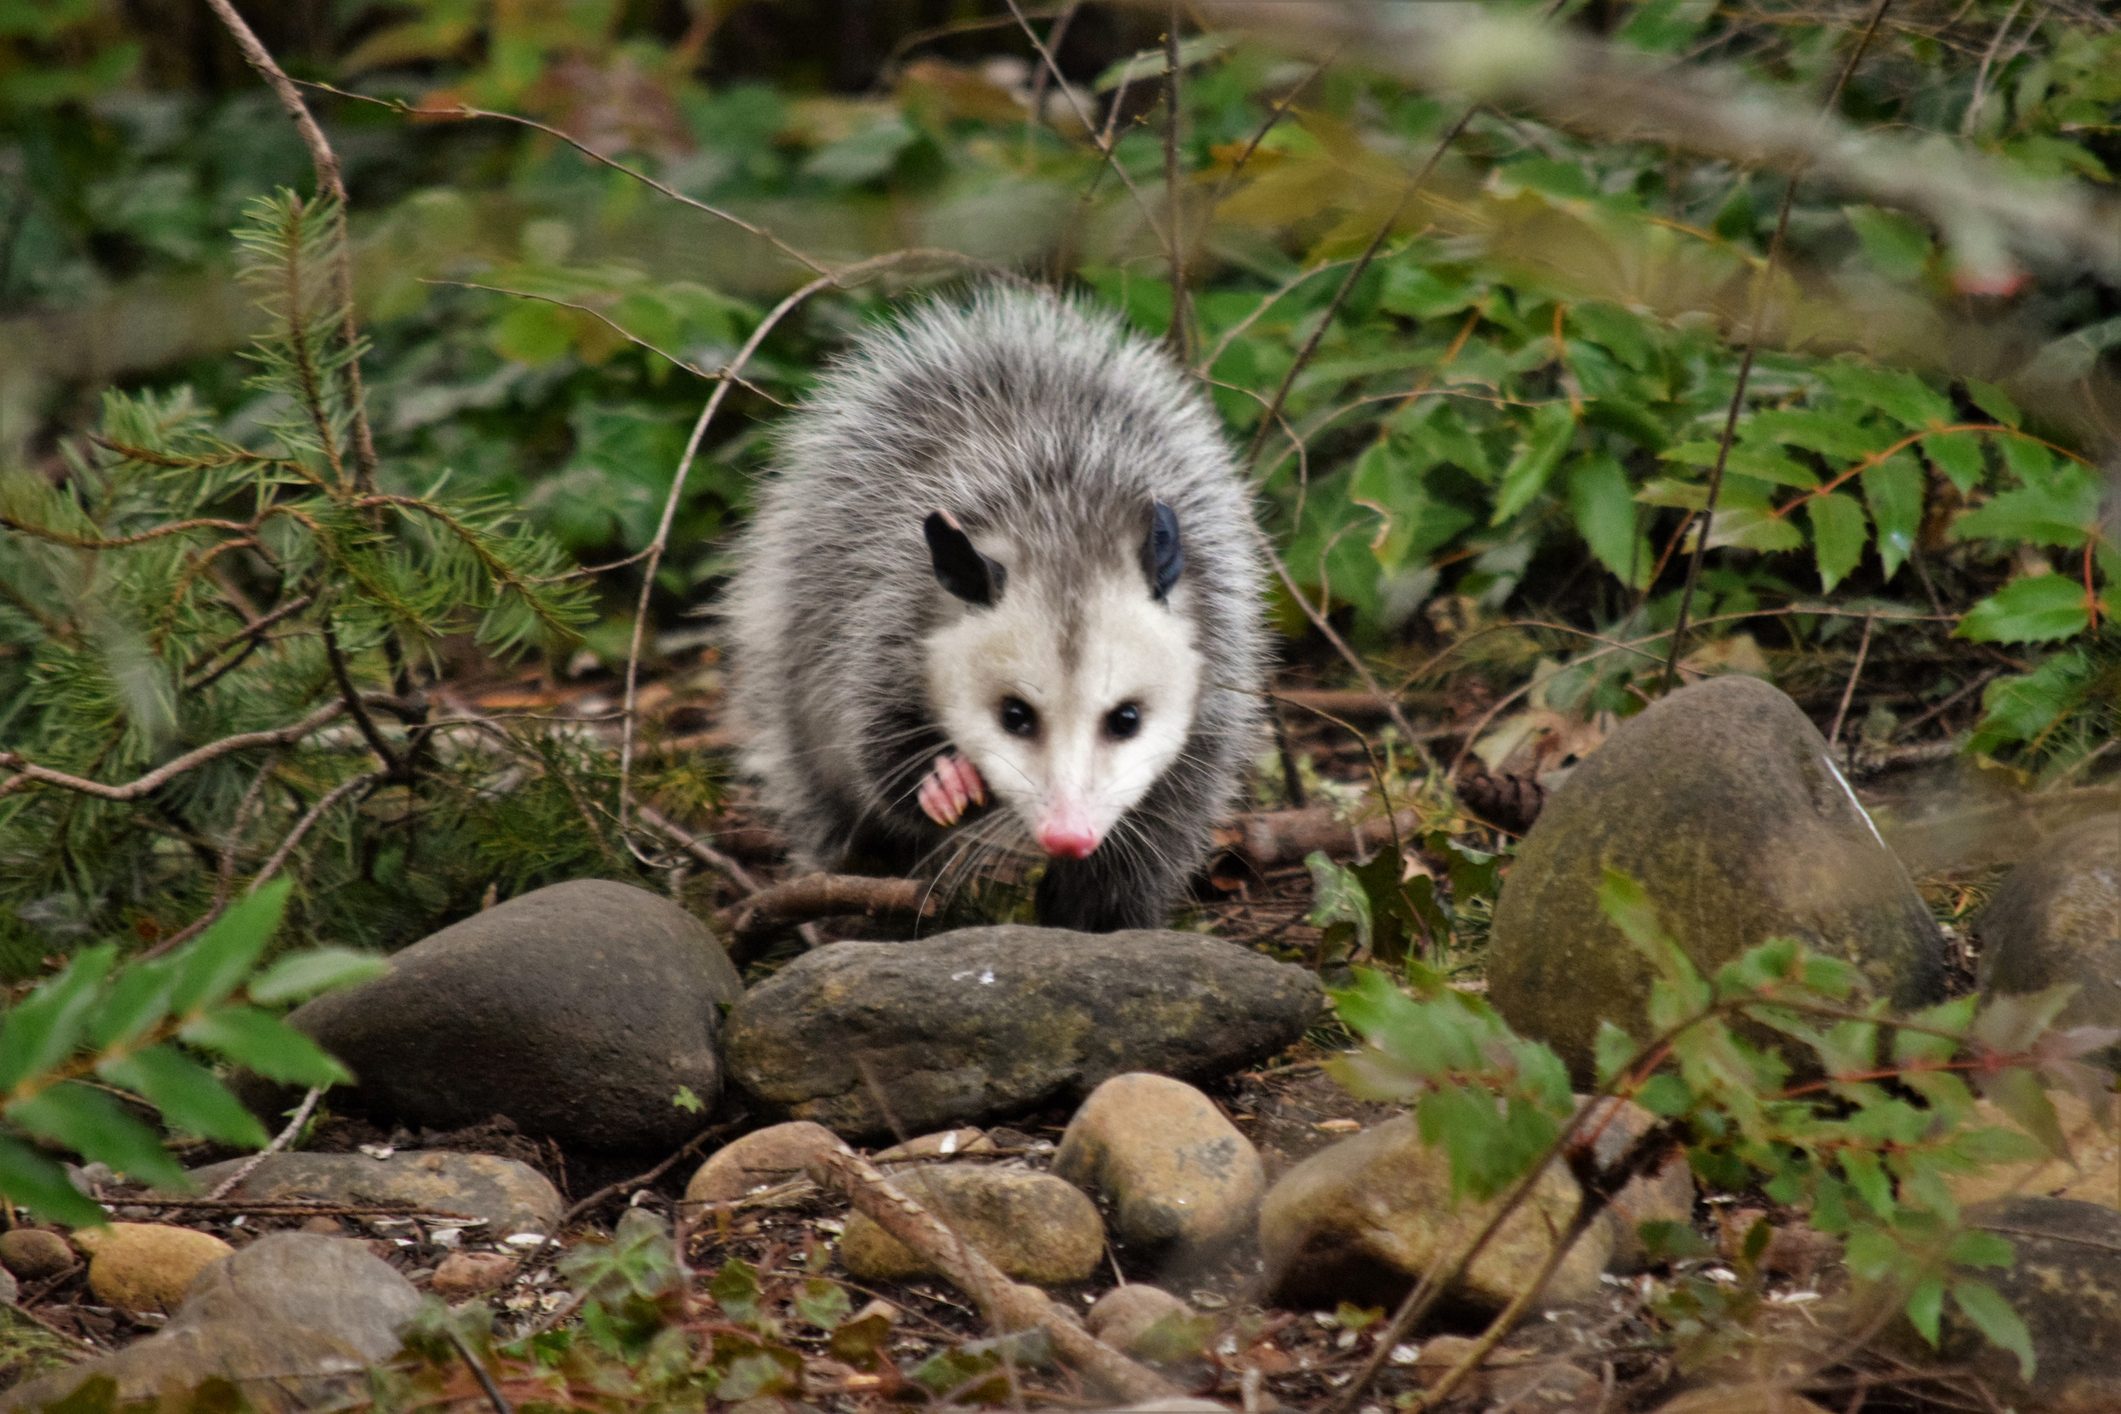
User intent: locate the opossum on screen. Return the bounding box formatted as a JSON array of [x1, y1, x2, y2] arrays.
[[722, 285, 1267, 932]]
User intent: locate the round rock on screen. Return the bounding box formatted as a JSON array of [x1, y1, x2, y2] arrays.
[[1086, 1284, 1196, 1355], [1487, 676, 1946, 1083], [74, 1223, 234, 1314], [1935, 1196, 2121, 1412], [0, 1228, 75, 1282], [726, 926, 1320, 1139], [838, 1163, 1104, 1287], [431, 1251, 519, 1301], [1258, 1114, 1610, 1314], [1053, 1073, 1263, 1268], [184, 1150, 564, 1235], [1976, 815, 2120, 1068], [685, 1121, 844, 1205], [1580, 1096, 1697, 1272], [255, 879, 741, 1150]]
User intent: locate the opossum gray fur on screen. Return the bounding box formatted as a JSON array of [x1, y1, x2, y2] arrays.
[[721, 285, 1267, 931]]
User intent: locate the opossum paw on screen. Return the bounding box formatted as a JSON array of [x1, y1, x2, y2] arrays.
[[917, 751, 986, 826]]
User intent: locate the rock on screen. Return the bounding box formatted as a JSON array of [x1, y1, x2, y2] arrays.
[[1487, 676, 1946, 1083], [1258, 1115, 1610, 1314], [1945, 1089, 2118, 1210], [727, 927, 1321, 1139], [1053, 1073, 1263, 1268], [254, 879, 742, 1151], [1086, 1284, 1196, 1355], [876, 1128, 995, 1164], [1976, 816, 2121, 1067], [431, 1251, 518, 1300], [8, 1233, 420, 1411], [1652, 1391, 1833, 1414], [1932, 1196, 2121, 1412], [184, 1150, 565, 1235], [74, 1223, 234, 1314], [1580, 1096, 1696, 1272], [0, 1269, 14, 1304], [1488, 1357, 1603, 1411], [837, 1164, 1104, 1287], [0, 1228, 75, 1282], [685, 1121, 843, 1205]]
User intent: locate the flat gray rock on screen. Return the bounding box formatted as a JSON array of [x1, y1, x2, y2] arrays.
[[724, 927, 1321, 1139], [1935, 1197, 2121, 1411], [5, 1234, 419, 1411], [1487, 676, 1946, 1083], [185, 1150, 564, 1235], [255, 879, 741, 1151]]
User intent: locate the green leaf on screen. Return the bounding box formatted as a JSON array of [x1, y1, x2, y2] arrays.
[[88, 958, 176, 1052], [179, 1008, 348, 1088], [1905, 1274, 1946, 1346], [0, 945, 117, 1096], [1951, 1279, 2036, 1382], [0, 1135, 105, 1227], [6, 1082, 188, 1190], [1861, 452, 1924, 580], [246, 948, 388, 1006], [1966, 379, 2021, 428], [489, 301, 574, 365], [1845, 205, 1934, 282], [1568, 453, 1648, 587], [1819, 362, 1953, 430], [1957, 575, 2090, 644], [98, 1045, 268, 1148], [1807, 492, 1868, 591], [1951, 463, 2101, 548], [1923, 432, 1985, 493], [1491, 404, 1575, 524], [171, 882, 291, 1016]]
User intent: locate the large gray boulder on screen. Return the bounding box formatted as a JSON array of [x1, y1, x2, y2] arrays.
[[724, 927, 1321, 1139], [6, 1233, 419, 1411], [1487, 676, 1947, 1083], [1976, 814, 2120, 1066], [258, 879, 741, 1151], [1934, 1197, 2121, 1412]]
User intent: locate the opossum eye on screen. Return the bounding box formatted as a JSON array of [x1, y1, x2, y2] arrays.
[[998, 696, 1039, 738], [1104, 703, 1142, 740]]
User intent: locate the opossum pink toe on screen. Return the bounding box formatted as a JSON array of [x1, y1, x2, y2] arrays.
[[919, 777, 959, 826], [951, 755, 986, 806]]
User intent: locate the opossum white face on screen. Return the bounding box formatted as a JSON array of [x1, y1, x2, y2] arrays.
[[921, 506, 1200, 860]]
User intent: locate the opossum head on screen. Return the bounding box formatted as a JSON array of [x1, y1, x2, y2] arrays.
[[921, 505, 1200, 860]]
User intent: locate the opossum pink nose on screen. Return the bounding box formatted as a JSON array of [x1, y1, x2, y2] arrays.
[[1037, 824, 1101, 859], [1036, 803, 1101, 859]]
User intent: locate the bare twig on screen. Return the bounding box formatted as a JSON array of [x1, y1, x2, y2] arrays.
[[308, 83, 829, 279], [447, 1331, 515, 1414], [722, 872, 935, 953], [1003, 0, 1168, 244], [1662, 0, 1894, 686], [807, 1146, 1185, 1403], [201, 0, 378, 493], [1215, 802, 1421, 870], [1162, 2, 1190, 361], [321, 622, 403, 777], [204, 1086, 325, 1201], [0, 700, 356, 802], [1826, 609, 1878, 757]]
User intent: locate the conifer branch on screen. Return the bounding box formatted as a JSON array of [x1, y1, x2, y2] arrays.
[[0, 701, 355, 802]]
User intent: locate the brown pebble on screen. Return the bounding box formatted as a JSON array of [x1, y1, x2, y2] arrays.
[[431, 1250, 518, 1300], [298, 1216, 346, 1237], [0, 1229, 75, 1282]]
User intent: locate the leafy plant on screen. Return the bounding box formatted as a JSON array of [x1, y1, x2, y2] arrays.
[[0, 879, 380, 1226], [1327, 869, 2117, 1392]]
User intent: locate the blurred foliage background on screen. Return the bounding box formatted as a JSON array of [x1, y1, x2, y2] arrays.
[[0, 0, 2116, 964]]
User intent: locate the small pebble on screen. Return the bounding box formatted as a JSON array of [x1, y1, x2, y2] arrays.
[[431, 1251, 518, 1300], [0, 1228, 76, 1282]]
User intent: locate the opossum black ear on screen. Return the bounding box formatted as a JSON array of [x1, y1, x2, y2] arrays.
[[924, 511, 1007, 607], [1141, 500, 1185, 601]]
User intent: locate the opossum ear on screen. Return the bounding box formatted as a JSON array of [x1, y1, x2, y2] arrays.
[[924, 511, 1007, 607], [1141, 500, 1185, 601]]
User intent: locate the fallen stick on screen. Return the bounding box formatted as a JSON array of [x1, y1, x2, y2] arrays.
[[1215, 803, 1421, 870], [805, 1146, 1185, 1405], [721, 872, 935, 951]]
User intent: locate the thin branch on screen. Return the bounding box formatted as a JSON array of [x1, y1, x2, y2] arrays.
[[308, 83, 830, 279], [205, 1086, 324, 1201], [1162, 2, 1190, 362], [1240, 105, 1476, 472], [201, 0, 379, 493], [0, 700, 353, 803], [1663, 0, 1894, 687], [1003, 0, 1169, 246], [1826, 610, 1878, 758], [722, 873, 935, 955], [321, 622, 403, 777]]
